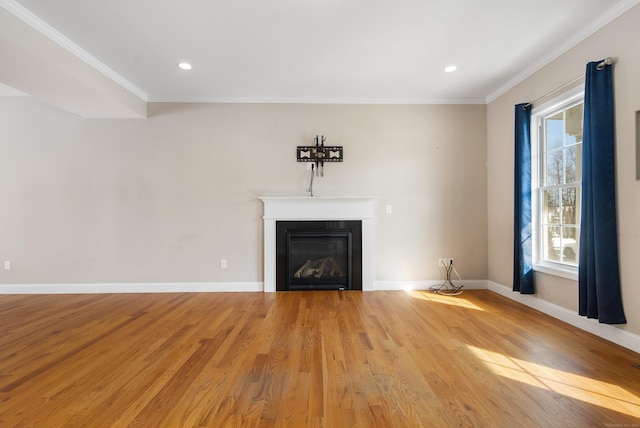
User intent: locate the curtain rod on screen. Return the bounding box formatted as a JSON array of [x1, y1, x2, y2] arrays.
[[523, 75, 583, 109], [524, 57, 613, 108]]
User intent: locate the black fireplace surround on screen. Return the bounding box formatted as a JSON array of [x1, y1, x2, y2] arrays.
[[276, 220, 362, 291]]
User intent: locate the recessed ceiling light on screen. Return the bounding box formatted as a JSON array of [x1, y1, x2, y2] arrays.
[[444, 65, 457, 73], [177, 62, 192, 70]]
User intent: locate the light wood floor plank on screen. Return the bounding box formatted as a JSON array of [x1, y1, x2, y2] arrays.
[[1, 290, 640, 427]]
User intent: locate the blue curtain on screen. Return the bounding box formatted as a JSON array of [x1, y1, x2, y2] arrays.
[[513, 103, 534, 294], [579, 60, 626, 324]]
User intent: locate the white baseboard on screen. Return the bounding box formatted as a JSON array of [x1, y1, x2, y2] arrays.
[[373, 279, 488, 291], [0, 282, 264, 294], [0, 280, 486, 294], [488, 281, 640, 354]]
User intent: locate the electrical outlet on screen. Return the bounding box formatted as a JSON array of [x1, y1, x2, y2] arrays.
[[438, 258, 454, 267], [3, 260, 10, 271], [220, 258, 227, 269]]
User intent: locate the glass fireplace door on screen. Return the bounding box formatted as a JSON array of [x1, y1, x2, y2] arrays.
[[287, 231, 352, 290]]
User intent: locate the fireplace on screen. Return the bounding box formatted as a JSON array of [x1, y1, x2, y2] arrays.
[[276, 221, 362, 291], [260, 196, 376, 292]]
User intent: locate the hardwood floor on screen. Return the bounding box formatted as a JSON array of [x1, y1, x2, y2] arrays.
[[1, 290, 639, 427]]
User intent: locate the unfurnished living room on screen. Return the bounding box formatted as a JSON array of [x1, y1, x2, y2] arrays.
[[1, 0, 640, 426]]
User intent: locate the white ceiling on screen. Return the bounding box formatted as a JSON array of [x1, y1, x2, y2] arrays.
[[0, 0, 638, 115]]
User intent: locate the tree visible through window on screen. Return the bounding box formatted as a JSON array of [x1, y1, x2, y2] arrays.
[[537, 101, 583, 267]]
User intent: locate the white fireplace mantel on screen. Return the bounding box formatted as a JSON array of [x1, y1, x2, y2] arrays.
[[260, 196, 376, 292]]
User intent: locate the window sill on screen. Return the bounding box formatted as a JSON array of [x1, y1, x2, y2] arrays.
[[533, 262, 578, 281]]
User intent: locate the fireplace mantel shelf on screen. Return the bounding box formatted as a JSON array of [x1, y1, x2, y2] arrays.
[[260, 196, 376, 292], [259, 196, 377, 199], [260, 196, 377, 221]]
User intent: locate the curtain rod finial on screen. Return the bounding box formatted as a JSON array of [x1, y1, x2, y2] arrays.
[[597, 57, 614, 70]]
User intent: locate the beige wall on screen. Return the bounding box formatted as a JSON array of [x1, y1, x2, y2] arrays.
[[487, 4, 640, 334], [0, 100, 487, 287]]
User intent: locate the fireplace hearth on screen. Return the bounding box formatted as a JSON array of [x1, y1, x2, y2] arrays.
[[276, 221, 362, 291]]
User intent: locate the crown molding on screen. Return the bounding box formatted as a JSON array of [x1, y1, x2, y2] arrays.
[[485, 0, 640, 103], [0, 0, 148, 101], [0, 81, 27, 96], [146, 96, 488, 105]]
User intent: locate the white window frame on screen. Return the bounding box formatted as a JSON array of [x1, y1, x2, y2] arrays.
[[531, 85, 584, 281]]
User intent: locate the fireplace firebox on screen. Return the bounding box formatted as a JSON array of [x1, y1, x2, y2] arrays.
[[276, 221, 362, 291]]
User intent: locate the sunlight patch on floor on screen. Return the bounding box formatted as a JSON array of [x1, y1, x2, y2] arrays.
[[405, 290, 483, 311], [466, 345, 640, 418]]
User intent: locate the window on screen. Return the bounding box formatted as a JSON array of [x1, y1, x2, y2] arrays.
[[532, 88, 583, 278]]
